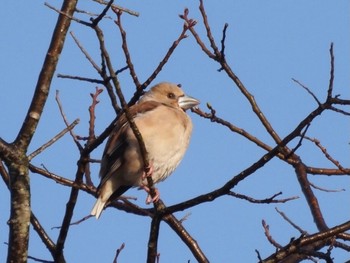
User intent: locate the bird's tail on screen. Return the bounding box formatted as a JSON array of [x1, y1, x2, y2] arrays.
[[91, 197, 106, 219]]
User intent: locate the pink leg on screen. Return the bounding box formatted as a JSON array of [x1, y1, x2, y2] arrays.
[[140, 163, 160, 204], [142, 163, 154, 180], [140, 184, 160, 204]]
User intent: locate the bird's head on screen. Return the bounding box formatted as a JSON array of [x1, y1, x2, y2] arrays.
[[140, 82, 200, 111]]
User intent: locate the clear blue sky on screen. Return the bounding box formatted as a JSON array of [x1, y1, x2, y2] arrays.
[[1, 1, 349, 262]]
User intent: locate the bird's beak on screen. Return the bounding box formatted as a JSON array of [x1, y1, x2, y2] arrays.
[[178, 95, 200, 111]]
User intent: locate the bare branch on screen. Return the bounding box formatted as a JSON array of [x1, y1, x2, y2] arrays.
[[228, 191, 299, 204], [114, 9, 141, 88], [55, 90, 83, 151], [94, 0, 140, 17], [292, 78, 321, 105], [112, 243, 126, 263], [275, 207, 308, 235], [327, 43, 334, 100], [304, 136, 347, 173], [262, 220, 283, 249], [28, 119, 80, 160]]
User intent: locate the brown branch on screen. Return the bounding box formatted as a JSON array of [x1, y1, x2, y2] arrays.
[[69, 31, 101, 73], [88, 88, 103, 141], [294, 161, 328, 231], [309, 181, 345, 193], [166, 100, 333, 214], [70, 31, 121, 113], [228, 191, 299, 204], [93, 0, 140, 17], [45, 2, 92, 27], [262, 220, 283, 249], [180, 8, 215, 60], [52, 86, 105, 262], [263, 220, 350, 262], [220, 23, 229, 60], [114, 9, 141, 89], [327, 43, 334, 100], [84, 87, 104, 186], [193, 106, 350, 178], [55, 90, 83, 152], [163, 213, 209, 263], [128, 16, 196, 105], [275, 207, 308, 235], [57, 74, 104, 84], [3, 1, 78, 263], [186, 2, 285, 148], [198, 0, 221, 58], [1, 160, 58, 261], [147, 215, 162, 263], [112, 243, 126, 263], [305, 136, 347, 173], [30, 213, 57, 259], [306, 166, 350, 176], [292, 78, 321, 105], [91, 0, 114, 26], [28, 119, 80, 160], [54, 159, 85, 262]]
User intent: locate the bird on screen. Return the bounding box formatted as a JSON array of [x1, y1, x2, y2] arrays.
[[91, 82, 200, 219]]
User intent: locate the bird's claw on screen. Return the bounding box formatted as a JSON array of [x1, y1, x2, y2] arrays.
[[142, 163, 154, 180], [141, 184, 160, 204]]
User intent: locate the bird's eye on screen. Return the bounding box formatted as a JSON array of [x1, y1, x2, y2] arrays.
[[167, 92, 176, 99]]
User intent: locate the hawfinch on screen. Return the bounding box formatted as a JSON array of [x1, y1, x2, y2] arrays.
[[91, 82, 199, 219]]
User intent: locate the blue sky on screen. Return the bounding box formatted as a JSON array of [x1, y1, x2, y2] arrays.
[[1, 1, 349, 262]]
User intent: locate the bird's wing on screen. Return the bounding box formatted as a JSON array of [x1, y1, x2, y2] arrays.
[[98, 100, 162, 187]]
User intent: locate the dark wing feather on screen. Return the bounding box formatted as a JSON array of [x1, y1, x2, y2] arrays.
[[98, 100, 162, 189]]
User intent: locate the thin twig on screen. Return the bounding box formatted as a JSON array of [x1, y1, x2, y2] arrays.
[[275, 207, 308, 235], [93, 26, 121, 113], [93, 0, 140, 17], [45, 2, 91, 27], [292, 78, 321, 105], [132, 16, 197, 104], [113, 243, 126, 263], [179, 8, 215, 60], [304, 136, 347, 173], [114, 9, 141, 88], [28, 119, 79, 160], [75, 7, 112, 20], [327, 43, 334, 100], [198, 0, 221, 58], [51, 215, 93, 229], [309, 181, 345, 193], [70, 31, 101, 73], [228, 191, 299, 204], [57, 74, 104, 84], [55, 90, 83, 151], [285, 123, 311, 159], [262, 220, 283, 248], [91, 0, 114, 26]]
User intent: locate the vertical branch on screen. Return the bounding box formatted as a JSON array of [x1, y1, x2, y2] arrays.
[[54, 161, 85, 263], [114, 10, 141, 89], [147, 215, 161, 263], [327, 43, 334, 100], [5, 1, 78, 263], [164, 214, 209, 263], [294, 161, 328, 231]]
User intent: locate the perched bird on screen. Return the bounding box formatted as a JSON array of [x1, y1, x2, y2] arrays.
[[91, 82, 199, 219]]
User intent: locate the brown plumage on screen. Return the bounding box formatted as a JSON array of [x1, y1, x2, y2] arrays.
[[91, 82, 199, 219]]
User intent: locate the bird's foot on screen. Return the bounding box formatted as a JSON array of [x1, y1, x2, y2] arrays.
[[141, 184, 160, 204], [141, 163, 154, 180]]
